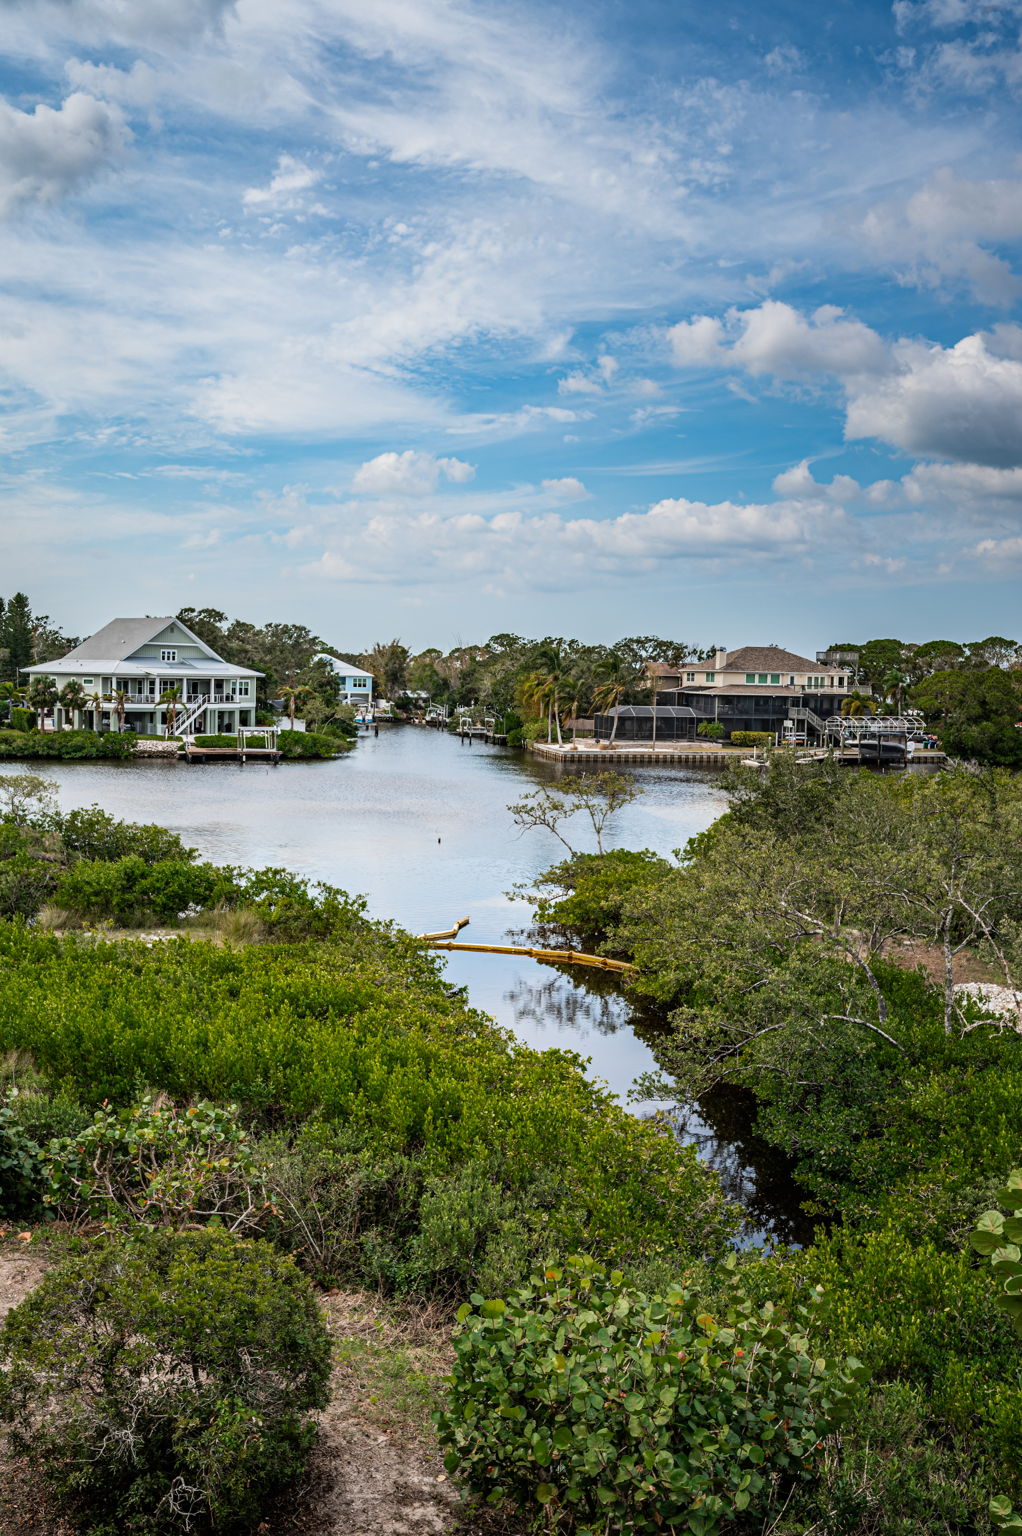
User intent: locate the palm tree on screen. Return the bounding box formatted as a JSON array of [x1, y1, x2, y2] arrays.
[[592, 650, 633, 745], [530, 642, 568, 746], [28, 677, 58, 731], [840, 692, 875, 718], [880, 671, 908, 713], [159, 685, 182, 738], [58, 680, 86, 730], [110, 688, 129, 733], [278, 681, 311, 729], [561, 674, 585, 747], [86, 688, 106, 732]]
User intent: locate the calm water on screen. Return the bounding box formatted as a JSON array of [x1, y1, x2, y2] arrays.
[[21, 728, 807, 1241]]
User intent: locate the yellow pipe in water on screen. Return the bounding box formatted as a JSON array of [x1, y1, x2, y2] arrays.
[[425, 939, 635, 974]]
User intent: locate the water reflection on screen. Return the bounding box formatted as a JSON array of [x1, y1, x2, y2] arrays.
[[504, 966, 632, 1039]]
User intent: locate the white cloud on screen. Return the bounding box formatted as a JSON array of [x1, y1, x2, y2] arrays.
[[541, 477, 590, 501], [845, 333, 1022, 467], [0, 92, 128, 215], [351, 449, 475, 496], [669, 302, 890, 378], [243, 153, 321, 208], [300, 484, 852, 590], [670, 300, 1022, 468], [772, 460, 861, 501], [558, 370, 604, 396], [764, 44, 805, 74], [861, 166, 1022, 305]]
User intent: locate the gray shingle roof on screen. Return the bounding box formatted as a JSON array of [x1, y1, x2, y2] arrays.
[[53, 618, 176, 664]]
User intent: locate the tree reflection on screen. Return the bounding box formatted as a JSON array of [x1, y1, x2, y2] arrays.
[[504, 968, 630, 1038]]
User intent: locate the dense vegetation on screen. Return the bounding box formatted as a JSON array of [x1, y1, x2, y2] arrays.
[[0, 1230, 330, 1534], [0, 728, 134, 760], [528, 757, 1022, 1531]]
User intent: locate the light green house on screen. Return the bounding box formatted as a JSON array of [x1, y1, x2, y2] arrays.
[[23, 617, 262, 737]]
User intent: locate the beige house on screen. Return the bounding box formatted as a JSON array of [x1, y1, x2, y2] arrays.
[[659, 646, 854, 695], [24, 617, 262, 737]]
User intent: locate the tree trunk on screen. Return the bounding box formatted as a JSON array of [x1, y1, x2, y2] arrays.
[[942, 909, 955, 1035]]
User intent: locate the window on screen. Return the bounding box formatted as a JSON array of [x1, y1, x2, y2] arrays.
[[82, 678, 93, 688], [237, 680, 250, 698], [160, 649, 177, 663], [745, 673, 756, 684], [838, 677, 845, 688], [686, 671, 696, 682], [704, 671, 715, 681], [352, 678, 368, 689], [770, 673, 780, 684], [757, 673, 768, 684]]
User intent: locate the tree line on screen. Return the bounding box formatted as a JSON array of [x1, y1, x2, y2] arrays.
[[4, 594, 1021, 763]]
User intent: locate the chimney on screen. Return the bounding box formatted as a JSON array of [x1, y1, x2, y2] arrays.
[[713, 647, 728, 671]]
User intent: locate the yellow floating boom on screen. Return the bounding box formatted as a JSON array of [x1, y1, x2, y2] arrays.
[[424, 939, 635, 974]]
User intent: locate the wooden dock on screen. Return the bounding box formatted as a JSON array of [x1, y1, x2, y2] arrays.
[[183, 745, 281, 762], [182, 727, 281, 763], [529, 742, 743, 766]]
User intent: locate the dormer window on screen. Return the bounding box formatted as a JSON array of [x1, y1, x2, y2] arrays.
[[160, 649, 177, 663]]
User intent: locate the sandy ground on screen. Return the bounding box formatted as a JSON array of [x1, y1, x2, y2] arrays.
[[0, 1248, 510, 1536]]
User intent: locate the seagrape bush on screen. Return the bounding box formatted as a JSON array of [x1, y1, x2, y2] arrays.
[[0, 924, 740, 1289], [437, 1254, 867, 1536], [0, 1229, 331, 1534], [972, 1168, 1022, 1337]]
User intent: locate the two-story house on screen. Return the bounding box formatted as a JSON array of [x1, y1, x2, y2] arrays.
[[312, 654, 375, 709], [599, 645, 854, 742], [24, 617, 262, 737]]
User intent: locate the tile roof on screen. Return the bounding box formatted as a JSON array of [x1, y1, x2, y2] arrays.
[[719, 645, 820, 672]]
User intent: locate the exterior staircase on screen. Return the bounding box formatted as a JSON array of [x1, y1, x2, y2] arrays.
[[786, 704, 829, 743], [171, 694, 211, 737]]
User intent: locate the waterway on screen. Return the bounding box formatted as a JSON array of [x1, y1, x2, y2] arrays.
[[21, 727, 808, 1242]]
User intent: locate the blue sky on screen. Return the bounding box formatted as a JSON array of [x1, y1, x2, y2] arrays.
[[1, 0, 1021, 653]]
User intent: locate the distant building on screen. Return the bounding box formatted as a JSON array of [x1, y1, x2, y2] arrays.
[[599, 645, 854, 743], [312, 654, 375, 708], [24, 617, 261, 736]]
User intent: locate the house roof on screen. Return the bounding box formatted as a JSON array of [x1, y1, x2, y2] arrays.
[[602, 704, 697, 718], [312, 653, 375, 681], [23, 616, 261, 678], [717, 645, 821, 673], [53, 618, 177, 663]]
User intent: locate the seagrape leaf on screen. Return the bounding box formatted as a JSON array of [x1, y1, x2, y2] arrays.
[[970, 1211, 1005, 1255]]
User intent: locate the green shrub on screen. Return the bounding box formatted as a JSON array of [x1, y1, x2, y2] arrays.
[[193, 734, 239, 748], [54, 856, 227, 925], [44, 1096, 272, 1233], [528, 849, 672, 952], [971, 1167, 1022, 1337], [696, 721, 724, 739], [0, 924, 740, 1291], [0, 1229, 331, 1533], [761, 1224, 1022, 1480], [728, 730, 774, 747], [54, 805, 194, 865], [0, 850, 56, 916], [0, 1105, 47, 1219], [277, 728, 347, 759], [0, 729, 131, 760], [436, 1254, 867, 1536], [10, 708, 35, 732]]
